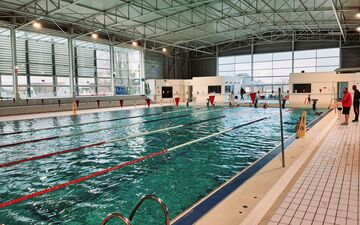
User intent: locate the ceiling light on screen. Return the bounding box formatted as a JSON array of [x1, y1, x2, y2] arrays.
[[356, 12, 360, 18], [357, 26, 360, 32], [162, 48, 167, 53], [132, 41, 138, 47], [32, 21, 42, 29], [91, 33, 98, 39]]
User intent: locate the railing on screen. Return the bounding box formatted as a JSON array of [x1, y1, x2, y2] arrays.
[[100, 194, 170, 225], [101, 212, 132, 225]]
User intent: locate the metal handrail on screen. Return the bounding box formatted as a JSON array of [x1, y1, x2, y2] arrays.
[[128, 194, 171, 225], [100, 212, 132, 225]]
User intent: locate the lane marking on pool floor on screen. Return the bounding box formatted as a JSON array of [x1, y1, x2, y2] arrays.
[[0, 107, 233, 148], [0, 116, 266, 209], [0, 115, 228, 168], [0, 107, 207, 136]]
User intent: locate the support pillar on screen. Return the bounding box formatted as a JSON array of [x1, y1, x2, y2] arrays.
[[10, 28, 19, 99]]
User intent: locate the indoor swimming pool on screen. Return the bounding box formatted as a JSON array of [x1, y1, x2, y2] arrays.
[[0, 106, 327, 225]]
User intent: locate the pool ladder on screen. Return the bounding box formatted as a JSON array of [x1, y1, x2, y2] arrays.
[[101, 194, 171, 225]]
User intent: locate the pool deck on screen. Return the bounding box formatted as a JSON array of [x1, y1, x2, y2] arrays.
[[193, 110, 354, 225], [263, 113, 359, 225]]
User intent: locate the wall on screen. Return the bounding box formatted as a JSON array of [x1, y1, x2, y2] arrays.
[[341, 46, 360, 68], [146, 79, 192, 103], [289, 72, 360, 107], [189, 57, 217, 77], [144, 51, 165, 79]]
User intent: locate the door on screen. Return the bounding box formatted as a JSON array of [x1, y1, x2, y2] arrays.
[[162, 86, 173, 98], [337, 82, 348, 99]]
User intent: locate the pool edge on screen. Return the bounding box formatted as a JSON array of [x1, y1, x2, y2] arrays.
[[171, 109, 332, 225]]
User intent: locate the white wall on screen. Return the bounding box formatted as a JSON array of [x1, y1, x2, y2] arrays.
[[289, 72, 360, 107], [192, 76, 225, 103]]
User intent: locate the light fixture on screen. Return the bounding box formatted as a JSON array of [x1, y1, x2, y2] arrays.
[[357, 26, 360, 32], [91, 33, 98, 39], [356, 12, 360, 18], [32, 21, 42, 29], [162, 48, 167, 53], [132, 41, 138, 47]]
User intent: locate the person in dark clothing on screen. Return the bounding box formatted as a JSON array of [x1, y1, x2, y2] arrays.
[[352, 85, 360, 122], [240, 87, 246, 100]]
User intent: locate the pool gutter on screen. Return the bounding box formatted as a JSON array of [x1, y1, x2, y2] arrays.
[[171, 109, 332, 225]]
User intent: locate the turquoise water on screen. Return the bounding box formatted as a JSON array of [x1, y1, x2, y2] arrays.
[[0, 106, 326, 225]]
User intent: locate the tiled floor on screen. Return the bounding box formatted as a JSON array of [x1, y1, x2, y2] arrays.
[[268, 120, 359, 225]]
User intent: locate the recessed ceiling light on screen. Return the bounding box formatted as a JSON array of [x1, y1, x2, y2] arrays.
[[91, 33, 98, 39], [32, 21, 42, 28]]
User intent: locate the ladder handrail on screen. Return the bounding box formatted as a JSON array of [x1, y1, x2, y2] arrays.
[[101, 212, 132, 225], [128, 194, 171, 225]]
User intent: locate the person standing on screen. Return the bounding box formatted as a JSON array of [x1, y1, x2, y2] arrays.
[[240, 87, 246, 100], [352, 85, 360, 122], [341, 87, 352, 125], [282, 90, 290, 109]]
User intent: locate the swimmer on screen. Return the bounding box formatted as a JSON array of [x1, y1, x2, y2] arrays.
[[263, 103, 269, 109]]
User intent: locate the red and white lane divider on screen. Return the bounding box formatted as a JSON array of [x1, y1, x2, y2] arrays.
[[0, 107, 207, 136], [0, 116, 227, 168], [0, 116, 266, 209], [0, 107, 230, 148]]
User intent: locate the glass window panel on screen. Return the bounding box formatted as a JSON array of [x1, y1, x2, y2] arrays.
[[254, 61, 272, 69], [273, 68, 292, 76], [30, 86, 55, 97], [253, 69, 272, 77], [97, 78, 112, 87], [78, 86, 96, 96], [218, 56, 235, 64], [18, 76, 27, 85], [115, 78, 129, 86], [219, 71, 236, 76], [0, 87, 13, 98], [1, 75, 12, 86], [294, 50, 316, 59], [317, 57, 339, 66], [235, 55, 251, 63], [78, 77, 95, 86], [273, 76, 289, 84], [316, 66, 337, 72], [30, 76, 53, 85], [253, 77, 273, 84], [56, 87, 70, 97], [236, 70, 251, 77], [235, 63, 251, 71], [97, 68, 111, 78], [294, 58, 316, 68], [294, 67, 316, 73], [57, 77, 70, 86], [273, 60, 292, 68], [317, 48, 339, 58], [253, 53, 272, 62], [273, 52, 292, 60], [219, 64, 235, 71], [98, 86, 112, 96]]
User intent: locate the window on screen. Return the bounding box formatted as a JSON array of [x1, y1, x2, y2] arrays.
[[218, 47, 340, 87], [294, 48, 339, 73], [208, 85, 221, 94], [114, 47, 142, 96], [0, 28, 12, 98], [293, 84, 311, 93], [16, 30, 70, 98], [73, 40, 112, 96]]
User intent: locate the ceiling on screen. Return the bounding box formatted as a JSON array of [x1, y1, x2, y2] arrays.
[[0, 0, 359, 54]]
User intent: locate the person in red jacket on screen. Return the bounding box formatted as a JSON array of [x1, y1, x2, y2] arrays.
[[341, 87, 352, 125]]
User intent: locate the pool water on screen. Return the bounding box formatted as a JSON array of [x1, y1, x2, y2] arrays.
[[0, 106, 326, 225]]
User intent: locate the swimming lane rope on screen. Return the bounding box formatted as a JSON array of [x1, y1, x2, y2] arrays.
[[0, 116, 266, 209]]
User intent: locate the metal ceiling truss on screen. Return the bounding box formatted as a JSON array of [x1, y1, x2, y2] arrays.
[[0, 0, 358, 56]]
